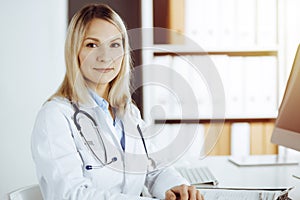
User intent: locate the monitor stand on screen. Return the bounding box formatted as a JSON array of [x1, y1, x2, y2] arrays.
[[228, 155, 299, 167]]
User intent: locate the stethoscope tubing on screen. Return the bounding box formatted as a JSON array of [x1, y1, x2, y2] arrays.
[[71, 102, 109, 166], [137, 124, 156, 170], [137, 124, 149, 159], [70, 101, 155, 170]]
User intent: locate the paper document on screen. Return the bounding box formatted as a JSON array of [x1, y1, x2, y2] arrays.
[[196, 186, 293, 200]]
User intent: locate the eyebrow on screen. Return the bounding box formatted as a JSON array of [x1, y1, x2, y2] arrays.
[[84, 37, 122, 43]]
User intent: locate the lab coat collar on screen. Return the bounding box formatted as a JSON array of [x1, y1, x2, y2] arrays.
[[52, 96, 149, 173], [88, 89, 110, 113], [52, 96, 144, 153], [53, 96, 122, 148], [51, 95, 98, 109], [77, 97, 98, 109]]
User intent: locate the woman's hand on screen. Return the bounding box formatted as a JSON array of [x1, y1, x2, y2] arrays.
[[165, 184, 204, 200]]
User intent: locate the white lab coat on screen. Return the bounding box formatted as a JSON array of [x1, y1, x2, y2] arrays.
[[31, 97, 188, 200]]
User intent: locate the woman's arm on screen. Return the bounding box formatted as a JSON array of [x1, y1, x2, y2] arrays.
[[145, 166, 188, 199]]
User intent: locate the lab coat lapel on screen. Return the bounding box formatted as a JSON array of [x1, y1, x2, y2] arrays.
[[122, 109, 148, 173], [122, 110, 140, 153], [93, 106, 123, 150], [78, 98, 122, 148], [78, 105, 124, 165]]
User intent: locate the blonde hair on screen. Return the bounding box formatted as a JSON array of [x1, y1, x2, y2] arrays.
[[52, 3, 132, 115]]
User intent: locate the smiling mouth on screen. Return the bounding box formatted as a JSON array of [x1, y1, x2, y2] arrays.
[[93, 68, 114, 73]]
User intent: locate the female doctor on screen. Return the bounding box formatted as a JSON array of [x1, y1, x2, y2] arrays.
[[31, 3, 203, 200]]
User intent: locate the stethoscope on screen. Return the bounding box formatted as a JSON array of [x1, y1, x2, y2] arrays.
[[71, 102, 156, 171]]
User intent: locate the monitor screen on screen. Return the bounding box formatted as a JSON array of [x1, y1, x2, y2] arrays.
[[271, 44, 300, 152]]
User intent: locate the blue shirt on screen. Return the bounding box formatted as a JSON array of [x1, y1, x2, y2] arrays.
[[89, 90, 125, 150]]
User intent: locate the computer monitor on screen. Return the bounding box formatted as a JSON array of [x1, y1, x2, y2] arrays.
[[271, 44, 300, 152]]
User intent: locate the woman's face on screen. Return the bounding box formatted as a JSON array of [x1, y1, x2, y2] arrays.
[[78, 18, 124, 90]]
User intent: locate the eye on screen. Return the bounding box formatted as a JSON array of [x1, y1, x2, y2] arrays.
[[110, 42, 121, 48], [86, 43, 98, 48]]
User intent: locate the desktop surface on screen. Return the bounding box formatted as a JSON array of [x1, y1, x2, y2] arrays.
[[176, 156, 300, 199]]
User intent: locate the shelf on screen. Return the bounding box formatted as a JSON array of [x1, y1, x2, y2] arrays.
[[151, 44, 278, 56], [142, 0, 281, 122]]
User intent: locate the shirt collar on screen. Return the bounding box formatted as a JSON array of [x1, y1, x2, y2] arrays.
[[88, 89, 109, 114]]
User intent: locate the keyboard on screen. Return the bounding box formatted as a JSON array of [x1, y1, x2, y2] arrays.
[[176, 166, 219, 186]]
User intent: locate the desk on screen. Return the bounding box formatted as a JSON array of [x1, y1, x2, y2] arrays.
[[177, 156, 300, 199]]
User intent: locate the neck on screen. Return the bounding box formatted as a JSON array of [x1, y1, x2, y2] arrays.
[[87, 82, 110, 102], [95, 84, 110, 102], [87, 82, 115, 119]]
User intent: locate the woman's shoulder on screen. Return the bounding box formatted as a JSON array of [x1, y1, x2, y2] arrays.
[[38, 96, 73, 117], [122, 102, 147, 125], [32, 97, 74, 134], [126, 102, 141, 117]]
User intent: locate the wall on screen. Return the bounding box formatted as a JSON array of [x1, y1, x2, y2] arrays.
[[0, 0, 67, 198]]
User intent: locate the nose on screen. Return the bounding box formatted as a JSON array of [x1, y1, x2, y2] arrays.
[[96, 47, 111, 63]]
